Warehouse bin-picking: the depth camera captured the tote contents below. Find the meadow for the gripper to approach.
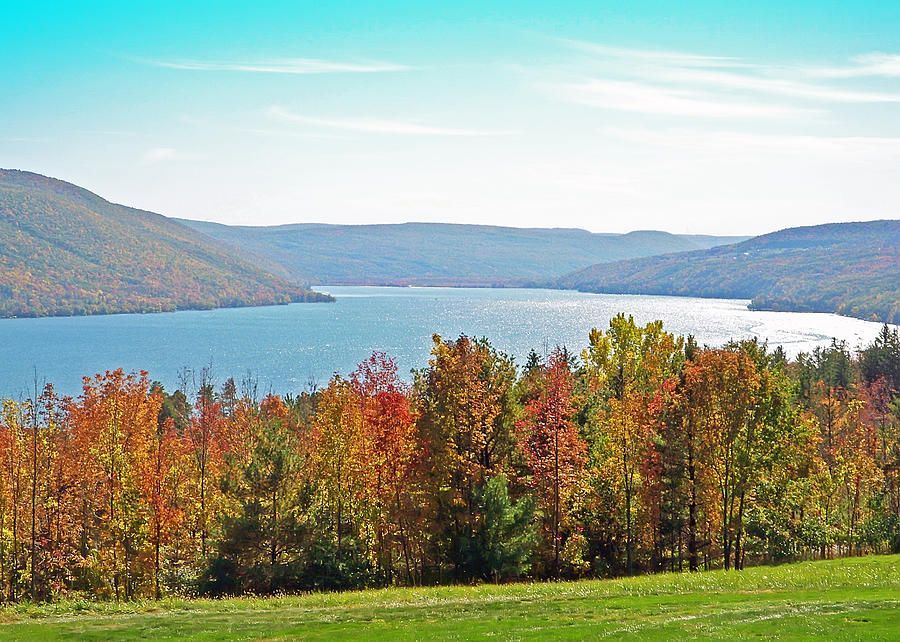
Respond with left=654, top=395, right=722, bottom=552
left=0, top=554, right=896, bottom=640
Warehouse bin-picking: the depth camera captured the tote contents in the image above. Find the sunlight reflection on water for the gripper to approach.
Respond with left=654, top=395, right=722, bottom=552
left=0, top=287, right=892, bottom=397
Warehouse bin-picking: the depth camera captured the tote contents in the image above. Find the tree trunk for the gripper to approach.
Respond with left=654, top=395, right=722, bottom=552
left=396, top=490, right=413, bottom=585
left=625, top=482, right=633, bottom=575
left=553, top=418, right=560, bottom=577
left=337, top=496, right=343, bottom=560
left=155, top=521, right=161, bottom=600
left=200, top=453, right=207, bottom=560
left=270, top=486, right=278, bottom=592
left=688, top=436, right=698, bottom=572
left=734, top=491, right=746, bottom=570
left=30, top=386, right=38, bottom=600
left=623, top=428, right=634, bottom=576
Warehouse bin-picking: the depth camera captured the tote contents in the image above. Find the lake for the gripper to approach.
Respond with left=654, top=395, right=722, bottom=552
left=0, top=286, right=892, bottom=398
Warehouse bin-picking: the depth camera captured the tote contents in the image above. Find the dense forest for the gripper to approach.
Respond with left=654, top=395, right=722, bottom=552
left=1, top=319, right=898, bottom=601
left=559, top=220, right=900, bottom=324
left=0, top=170, right=331, bottom=318
left=179, top=219, right=745, bottom=286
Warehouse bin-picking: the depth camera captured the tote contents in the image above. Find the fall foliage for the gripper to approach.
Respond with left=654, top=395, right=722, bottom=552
left=0, top=322, right=898, bottom=601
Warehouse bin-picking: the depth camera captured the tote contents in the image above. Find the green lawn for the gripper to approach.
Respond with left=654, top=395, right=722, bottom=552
left=0, top=555, right=897, bottom=640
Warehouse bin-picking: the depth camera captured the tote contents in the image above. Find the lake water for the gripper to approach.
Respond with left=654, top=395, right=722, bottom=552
left=0, top=286, right=892, bottom=398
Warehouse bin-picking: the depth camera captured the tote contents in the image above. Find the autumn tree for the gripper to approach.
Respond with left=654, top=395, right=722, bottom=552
left=185, top=372, right=227, bottom=562
left=69, top=370, right=161, bottom=599
left=214, top=394, right=306, bottom=594
left=350, top=353, right=422, bottom=584
left=141, top=387, right=190, bottom=599
left=0, top=400, right=26, bottom=600
left=582, top=315, right=683, bottom=574
left=516, top=347, right=586, bottom=576
left=416, top=334, right=521, bottom=580
left=683, top=349, right=757, bottom=570
left=0, top=319, right=896, bottom=599
left=309, top=376, right=366, bottom=565
left=21, top=383, right=68, bottom=600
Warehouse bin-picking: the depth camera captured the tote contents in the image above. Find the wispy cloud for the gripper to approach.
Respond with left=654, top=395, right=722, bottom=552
left=557, top=79, right=815, bottom=118
left=555, top=38, right=752, bottom=69
left=646, top=67, right=900, bottom=103
left=268, top=106, right=512, bottom=136
left=544, top=40, right=900, bottom=118
left=142, top=57, right=411, bottom=74
left=805, top=53, right=900, bottom=78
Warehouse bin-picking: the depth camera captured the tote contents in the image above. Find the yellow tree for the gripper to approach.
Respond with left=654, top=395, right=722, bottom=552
left=683, top=346, right=796, bottom=570
left=416, top=334, right=518, bottom=579
left=0, top=400, right=26, bottom=600
left=582, top=315, right=683, bottom=574
left=833, top=398, right=883, bottom=555
left=70, top=370, right=160, bottom=599
left=310, top=376, right=366, bottom=559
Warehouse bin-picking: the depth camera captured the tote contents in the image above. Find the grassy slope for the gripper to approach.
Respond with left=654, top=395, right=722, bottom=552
left=558, top=220, right=900, bottom=324
left=178, top=219, right=747, bottom=286
left=0, top=169, right=331, bottom=317
left=1, top=555, right=896, bottom=640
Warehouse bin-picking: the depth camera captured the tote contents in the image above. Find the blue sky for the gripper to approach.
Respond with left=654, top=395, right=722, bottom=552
left=3, top=1, right=900, bottom=234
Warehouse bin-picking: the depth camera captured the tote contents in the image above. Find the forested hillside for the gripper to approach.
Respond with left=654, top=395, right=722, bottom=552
left=178, top=219, right=745, bottom=286
left=0, top=170, right=331, bottom=317
left=559, top=220, right=900, bottom=323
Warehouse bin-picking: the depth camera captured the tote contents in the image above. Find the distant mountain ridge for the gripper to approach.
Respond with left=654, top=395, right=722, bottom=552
left=12, top=168, right=884, bottom=324
left=0, top=169, right=331, bottom=318
left=558, top=220, right=900, bottom=324
left=176, top=219, right=747, bottom=286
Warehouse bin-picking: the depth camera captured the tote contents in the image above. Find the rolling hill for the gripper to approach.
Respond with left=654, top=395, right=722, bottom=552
left=177, top=219, right=746, bottom=286
left=0, top=170, right=331, bottom=318
left=558, top=220, right=900, bottom=323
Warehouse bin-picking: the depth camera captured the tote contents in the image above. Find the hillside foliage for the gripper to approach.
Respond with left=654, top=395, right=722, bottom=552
left=0, top=170, right=331, bottom=318
left=558, top=220, right=900, bottom=323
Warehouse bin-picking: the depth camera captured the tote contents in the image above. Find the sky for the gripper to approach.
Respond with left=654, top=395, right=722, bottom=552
left=3, top=1, right=900, bottom=235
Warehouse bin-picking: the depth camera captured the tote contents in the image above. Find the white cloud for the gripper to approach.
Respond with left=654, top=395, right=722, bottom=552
left=647, top=67, right=900, bottom=103
left=557, top=79, right=815, bottom=118
left=807, top=53, right=900, bottom=78
left=268, top=106, right=512, bottom=136
left=555, top=39, right=752, bottom=68
left=143, top=57, right=411, bottom=74
left=545, top=40, right=900, bottom=119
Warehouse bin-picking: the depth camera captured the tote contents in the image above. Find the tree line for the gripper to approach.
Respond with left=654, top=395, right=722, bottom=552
left=1, top=316, right=898, bottom=601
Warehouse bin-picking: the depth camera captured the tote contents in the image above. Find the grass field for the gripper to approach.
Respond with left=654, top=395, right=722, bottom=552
left=0, top=555, right=897, bottom=640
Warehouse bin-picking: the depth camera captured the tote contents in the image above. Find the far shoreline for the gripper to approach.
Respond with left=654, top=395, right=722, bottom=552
left=312, top=282, right=895, bottom=326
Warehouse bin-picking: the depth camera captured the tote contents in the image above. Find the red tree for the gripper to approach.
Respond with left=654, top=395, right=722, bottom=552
left=517, top=348, right=586, bottom=576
